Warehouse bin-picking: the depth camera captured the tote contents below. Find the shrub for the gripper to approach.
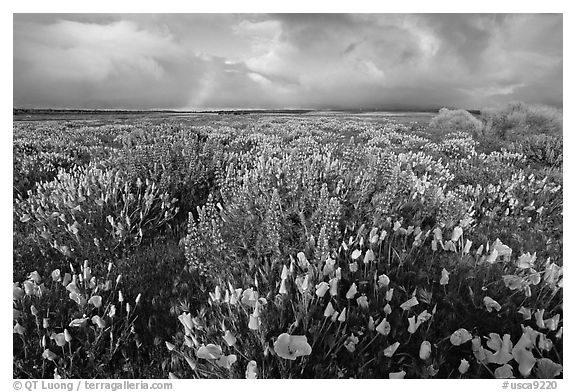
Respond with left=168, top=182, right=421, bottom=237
left=429, top=108, right=483, bottom=137
left=481, top=102, right=562, bottom=140
left=14, top=164, right=179, bottom=270
left=511, top=134, right=562, bottom=168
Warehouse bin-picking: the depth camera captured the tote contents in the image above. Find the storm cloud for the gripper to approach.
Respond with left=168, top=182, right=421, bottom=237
left=13, top=13, right=562, bottom=110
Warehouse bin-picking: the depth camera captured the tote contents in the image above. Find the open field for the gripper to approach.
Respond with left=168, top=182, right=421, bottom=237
left=13, top=112, right=562, bottom=379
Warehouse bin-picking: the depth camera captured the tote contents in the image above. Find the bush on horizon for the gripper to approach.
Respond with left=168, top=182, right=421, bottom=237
left=481, top=102, right=562, bottom=140
left=429, top=108, right=483, bottom=137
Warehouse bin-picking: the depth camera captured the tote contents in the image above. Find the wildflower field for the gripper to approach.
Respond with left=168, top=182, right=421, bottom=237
left=13, top=108, right=563, bottom=379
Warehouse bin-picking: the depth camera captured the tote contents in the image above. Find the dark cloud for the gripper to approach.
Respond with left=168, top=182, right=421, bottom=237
left=13, top=13, right=562, bottom=110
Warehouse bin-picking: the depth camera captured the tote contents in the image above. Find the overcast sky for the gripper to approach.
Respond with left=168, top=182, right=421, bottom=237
left=13, top=13, right=562, bottom=110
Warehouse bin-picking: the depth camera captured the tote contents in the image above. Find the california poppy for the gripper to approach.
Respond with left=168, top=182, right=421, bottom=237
left=417, top=310, right=432, bottom=323
left=534, top=309, right=545, bottom=329
left=543, top=261, right=562, bottom=287
left=331, top=311, right=339, bottom=323
left=419, top=340, right=432, bottom=360
left=544, top=314, right=560, bottom=331
left=215, top=354, right=237, bottom=369
left=315, top=282, right=329, bottom=298
left=400, top=297, right=418, bottom=311
left=502, top=275, right=526, bottom=291
left=427, top=365, right=439, bottom=377
left=433, top=227, right=443, bottom=242
left=295, top=274, right=310, bottom=294
left=245, top=360, right=258, bottom=379
left=485, top=334, right=513, bottom=365
left=28, top=271, right=41, bottom=284
left=184, top=354, right=197, bottom=370
left=376, top=318, right=391, bottom=336
left=297, top=252, right=310, bottom=269
left=357, top=295, right=369, bottom=309
left=223, top=330, right=236, bottom=346
left=344, top=335, right=359, bottom=352
left=378, top=274, right=390, bottom=288
left=407, top=316, right=422, bottom=334
left=389, top=370, right=406, bottom=379
left=165, top=341, right=176, bottom=351
left=23, top=281, right=37, bottom=297
left=241, top=288, right=258, bottom=308
left=69, top=318, right=88, bottom=328
left=512, top=331, right=537, bottom=377
left=367, top=316, right=375, bottom=331
left=324, top=302, right=335, bottom=318
left=458, top=359, right=470, bottom=374
left=51, top=269, right=61, bottom=282
left=196, top=344, right=223, bottom=360
left=535, top=358, right=562, bottom=379
left=273, top=333, right=312, bottom=360
left=323, top=258, right=336, bottom=276
left=517, top=306, right=532, bottom=320
left=13, top=284, right=24, bottom=301
left=451, top=226, right=463, bottom=242
left=13, top=322, right=26, bottom=335
left=517, top=252, right=537, bottom=269
left=209, top=286, right=222, bottom=303
left=471, top=337, right=488, bottom=364
left=492, top=239, right=512, bottom=261
left=69, top=292, right=87, bottom=306
left=346, top=283, right=358, bottom=299
left=88, top=295, right=103, bottom=308
left=62, top=273, right=72, bottom=287
left=338, top=308, right=347, bottom=322
left=486, top=248, right=499, bottom=264
left=42, top=349, right=58, bottom=362
left=450, top=328, right=472, bottom=346
left=384, top=303, right=392, bottom=315
left=463, top=240, right=472, bottom=254
left=364, top=249, right=375, bottom=264
left=483, top=297, right=502, bottom=312
left=385, top=288, right=394, bottom=302
left=538, top=335, right=553, bottom=352
left=494, top=364, right=514, bottom=379
left=329, top=278, right=339, bottom=297
left=248, top=305, right=260, bottom=331
left=91, top=315, right=106, bottom=329
left=440, top=268, right=449, bottom=286
left=281, top=265, right=289, bottom=280
left=279, top=279, right=288, bottom=295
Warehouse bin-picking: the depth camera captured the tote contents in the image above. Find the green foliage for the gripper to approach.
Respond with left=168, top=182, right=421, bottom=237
left=14, top=164, right=179, bottom=270
left=429, top=108, right=483, bottom=137
left=511, top=134, right=562, bottom=168
left=13, top=263, right=147, bottom=378
left=481, top=102, right=562, bottom=140
left=13, top=114, right=563, bottom=379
